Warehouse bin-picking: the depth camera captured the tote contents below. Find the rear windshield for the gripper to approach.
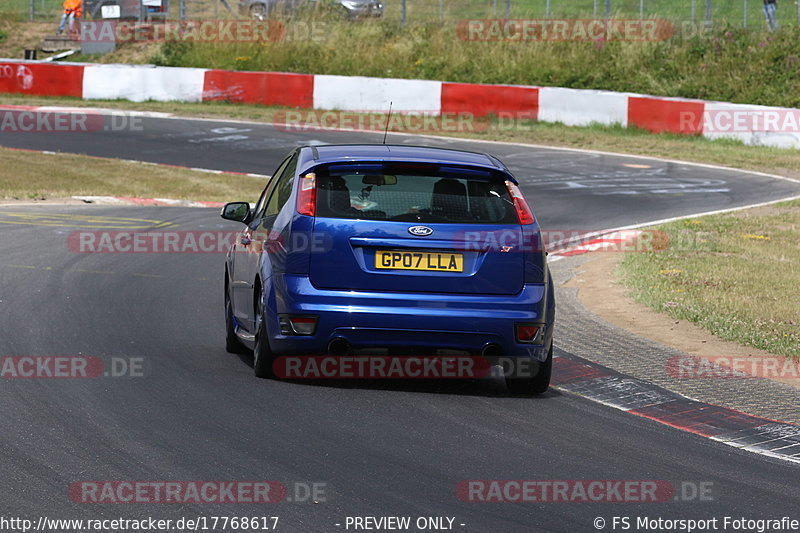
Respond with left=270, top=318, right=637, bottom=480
left=315, top=170, right=518, bottom=224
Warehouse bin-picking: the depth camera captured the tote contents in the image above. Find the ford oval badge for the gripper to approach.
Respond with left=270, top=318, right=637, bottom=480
left=408, top=225, right=433, bottom=237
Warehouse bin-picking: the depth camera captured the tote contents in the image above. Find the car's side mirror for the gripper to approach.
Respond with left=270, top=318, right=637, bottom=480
left=220, top=202, right=251, bottom=224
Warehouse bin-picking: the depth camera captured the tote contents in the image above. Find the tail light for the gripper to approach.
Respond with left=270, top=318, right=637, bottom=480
left=296, top=172, right=317, bottom=216
left=515, top=323, right=543, bottom=344
left=505, top=180, right=534, bottom=225
left=279, top=315, right=318, bottom=335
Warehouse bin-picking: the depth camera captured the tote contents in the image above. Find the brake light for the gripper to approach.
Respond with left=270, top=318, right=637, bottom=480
left=515, top=323, right=541, bottom=343
left=505, top=180, right=535, bottom=225
left=279, top=315, right=318, bottom=335
left=296, top=172, right=316, bottom=216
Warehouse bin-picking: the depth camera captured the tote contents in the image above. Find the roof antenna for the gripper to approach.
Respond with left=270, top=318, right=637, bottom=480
left=382, top=101, right=393, bottom=145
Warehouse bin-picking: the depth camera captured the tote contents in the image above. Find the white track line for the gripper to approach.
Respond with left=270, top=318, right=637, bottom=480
left=547, top=193, right=800, bottom=261
left=15, top=104, right=798, bottom=185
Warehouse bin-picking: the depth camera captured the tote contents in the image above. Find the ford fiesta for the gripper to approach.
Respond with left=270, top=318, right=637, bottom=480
left=221, top=144, right=555, bottom=394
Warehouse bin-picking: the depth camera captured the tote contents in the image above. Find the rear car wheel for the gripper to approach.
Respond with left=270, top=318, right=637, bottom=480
left=505, top=343, right=552, bottom=395
left=253, top=288, right=277, bottom=378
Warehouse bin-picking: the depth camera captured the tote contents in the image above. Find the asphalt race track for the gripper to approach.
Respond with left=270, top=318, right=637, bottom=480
left=3, top=114, right=800, bottom=229
left=1, top=117, right=799, bottom=532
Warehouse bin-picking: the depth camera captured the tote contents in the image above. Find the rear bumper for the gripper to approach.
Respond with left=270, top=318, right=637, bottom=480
left=265, top=274, right=554, bottom=362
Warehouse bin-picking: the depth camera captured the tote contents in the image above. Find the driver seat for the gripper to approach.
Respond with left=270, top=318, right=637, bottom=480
left=431, top=179, right=469, bottom=220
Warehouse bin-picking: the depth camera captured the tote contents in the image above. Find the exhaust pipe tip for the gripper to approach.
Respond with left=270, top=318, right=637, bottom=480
left=481, top=343, right=503, bottom=359
left=328, top=337, right=351, bottom=357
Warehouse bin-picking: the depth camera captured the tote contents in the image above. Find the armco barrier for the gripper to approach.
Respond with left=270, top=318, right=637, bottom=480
left=538, top=87, right=629, bottom=127
left=0, top=62, right=84, bottom=97
left=203, top=70, right=314, bottom=108
left=312, top=74, right=442, bottom=113
left=82, top=64, right=207, bottom=102
left=1, top=59, right=799, bottom=150
left=440, top=82, right=538, bottom=118
left=702, top=101, right=800, bottom=150
left=628, top=95, right=705, bottom=134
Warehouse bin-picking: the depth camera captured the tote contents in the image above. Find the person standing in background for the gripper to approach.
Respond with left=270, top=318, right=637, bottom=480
left=763, top=0, right=779, bottom=31
left=57, top=0, right=82, bottom=34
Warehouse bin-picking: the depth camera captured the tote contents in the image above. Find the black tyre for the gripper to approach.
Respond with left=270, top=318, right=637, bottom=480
left=253, top=289, right=277, bottom=379
left=505, top=343, right=552, bottom=395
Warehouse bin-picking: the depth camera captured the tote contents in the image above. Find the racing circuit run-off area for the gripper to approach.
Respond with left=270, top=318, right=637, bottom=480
left=1, top=6, right=800, bottom=532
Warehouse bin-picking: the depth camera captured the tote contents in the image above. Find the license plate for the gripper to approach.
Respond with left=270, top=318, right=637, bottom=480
left=375, top=250, right=464, bottom=272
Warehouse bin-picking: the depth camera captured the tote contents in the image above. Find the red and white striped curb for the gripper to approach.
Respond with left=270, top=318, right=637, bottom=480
left=553, top=355, right=800, bottom=465
left=2, top=60, right=799, bottom=149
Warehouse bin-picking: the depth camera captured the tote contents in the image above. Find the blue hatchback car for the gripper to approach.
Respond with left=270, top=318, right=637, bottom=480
left=221, top=144, right=555, bottom=394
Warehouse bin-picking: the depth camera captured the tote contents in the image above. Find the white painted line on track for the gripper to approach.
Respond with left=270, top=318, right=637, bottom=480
left=7, top=103, right=795, bottom=185
left=547, top=193, right=800, bottom=261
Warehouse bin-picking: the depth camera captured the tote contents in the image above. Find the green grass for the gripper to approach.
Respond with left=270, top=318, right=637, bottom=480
left=389, top=0, right=797, bottom=27
left=8, top=0, right=60, bottom=19
left=0, top=147, right=265, bottom=202
left=5, top=0, right=799, bottom=26
left=12, top=1, right=799, bottom=108
left=618, top=202, right=800, bottom=358
left=118, top=18, right=800, bottom=108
